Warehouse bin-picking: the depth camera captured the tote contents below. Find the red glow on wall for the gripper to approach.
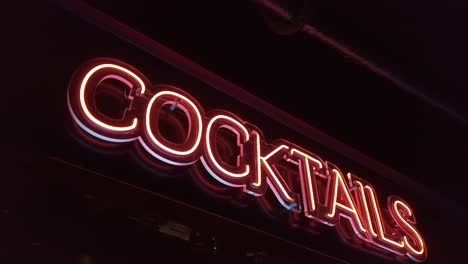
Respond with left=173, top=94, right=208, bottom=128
left=67, top=58, right=427, bottom=262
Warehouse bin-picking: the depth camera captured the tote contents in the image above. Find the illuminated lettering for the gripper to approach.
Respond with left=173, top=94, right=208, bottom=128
left=143, top=86, right=205, bottom=166
left=250, top=134, right=300, bottom=211
left=353, top=179, right=405, bottom=254
left=67, top=58, right=428, bottom=262
left=201, top=111, right=252, bottom=188
left=67, top=59, right=149, bottom=142
left=389, top=196, right=427, bottom=262
left=287, top=147, right=325, bottom=221
left=326, top=165, right=367, bottom=238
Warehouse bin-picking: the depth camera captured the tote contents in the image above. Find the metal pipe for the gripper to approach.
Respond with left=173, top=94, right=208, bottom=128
left=254, top=0, right=468, bottom=125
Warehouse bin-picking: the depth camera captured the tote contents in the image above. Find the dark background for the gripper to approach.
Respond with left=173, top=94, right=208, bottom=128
left=4, top=0, right=468, bottom=263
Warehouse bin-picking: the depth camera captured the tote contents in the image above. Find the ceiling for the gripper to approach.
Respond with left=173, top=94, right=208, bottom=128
left=308, top=0, right=468, bottom=121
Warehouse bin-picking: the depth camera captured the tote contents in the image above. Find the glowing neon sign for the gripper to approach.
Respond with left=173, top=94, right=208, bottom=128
left=67, top=58, right=427, bottom=262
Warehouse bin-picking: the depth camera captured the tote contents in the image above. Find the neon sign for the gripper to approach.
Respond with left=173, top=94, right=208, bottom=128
left=67, top=58, right=427, bottom=262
